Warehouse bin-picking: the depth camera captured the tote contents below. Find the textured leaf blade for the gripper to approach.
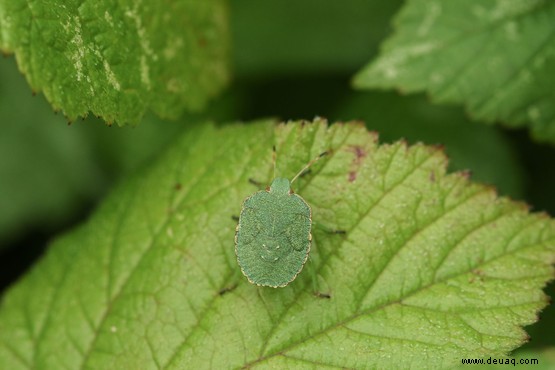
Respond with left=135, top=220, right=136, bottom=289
left=353, top=0, right=555, bottom=142
left=0, top=0, right=229, bottom=125
left=0, top=120, right=554, bottom=369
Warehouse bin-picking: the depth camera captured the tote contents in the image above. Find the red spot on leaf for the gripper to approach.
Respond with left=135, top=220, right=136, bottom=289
left=346, top=145, right=368, bottom=182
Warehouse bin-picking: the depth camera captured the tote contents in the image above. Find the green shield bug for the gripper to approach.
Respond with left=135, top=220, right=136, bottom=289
left=235, top=148, right=328, bottom=288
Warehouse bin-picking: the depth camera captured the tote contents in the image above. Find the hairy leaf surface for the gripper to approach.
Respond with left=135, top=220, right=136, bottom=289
left=354, top=0, right=555, bottom=142
left=0, top=0, right=229, bottom=125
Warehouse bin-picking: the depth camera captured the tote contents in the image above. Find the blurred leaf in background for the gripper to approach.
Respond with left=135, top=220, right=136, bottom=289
left=231, top=0, right=403, bottom=78
left=353, top=0, right=555, bottom=142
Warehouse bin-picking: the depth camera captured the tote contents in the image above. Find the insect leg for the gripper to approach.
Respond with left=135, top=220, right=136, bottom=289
left=248, top=178, right=263, bottom=187
left=298, top=168, right=312, bottom=178
left=307, top=255, right=332, bottom=299
left=312, top=220, right=346, bottom=235
left=218, top=283, right=238, bottom=296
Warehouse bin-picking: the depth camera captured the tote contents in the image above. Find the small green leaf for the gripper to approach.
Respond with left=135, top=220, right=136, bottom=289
left=0, top=120, right=554, bottom=368
left=0, top=0, right=229, bottom=125
left=353, top=0, right=555, bottom=142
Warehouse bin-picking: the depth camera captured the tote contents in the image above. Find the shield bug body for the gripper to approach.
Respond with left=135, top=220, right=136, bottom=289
left=235, top=150, right=327, bottom=288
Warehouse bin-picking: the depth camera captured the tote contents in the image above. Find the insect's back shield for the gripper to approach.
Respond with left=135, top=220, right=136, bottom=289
left=235, top=151, right=328, bottom=288
left=235, top=185, right=312, bottom=287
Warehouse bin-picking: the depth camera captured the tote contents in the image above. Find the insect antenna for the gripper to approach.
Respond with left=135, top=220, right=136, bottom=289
left=291, top=151, right=328, bottom=184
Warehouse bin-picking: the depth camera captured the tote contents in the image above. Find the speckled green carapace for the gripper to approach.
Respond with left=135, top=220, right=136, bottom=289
left=235, top=151, right=326, bottom=288
left=235, top=178, right=312, bottom=287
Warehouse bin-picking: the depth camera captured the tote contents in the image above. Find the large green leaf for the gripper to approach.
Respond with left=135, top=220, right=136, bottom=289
left=353, top=0, right=555, bottom=142
left=0, top=0, right=229, bottom=125
left=0, top=120, right=553, bottom=368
